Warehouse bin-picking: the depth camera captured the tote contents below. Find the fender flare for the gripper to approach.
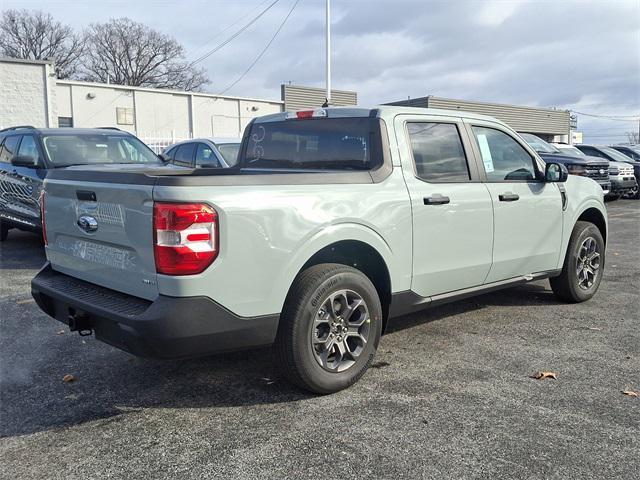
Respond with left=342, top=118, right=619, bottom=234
left=269, top=222, right=398, bottom=312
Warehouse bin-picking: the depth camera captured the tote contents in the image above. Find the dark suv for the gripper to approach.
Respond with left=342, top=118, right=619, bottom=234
left=519, top=133, right=611, bottom=194
left=575, top=144, right=639, bottom=199
left=0, top=126, right=163, bottom=241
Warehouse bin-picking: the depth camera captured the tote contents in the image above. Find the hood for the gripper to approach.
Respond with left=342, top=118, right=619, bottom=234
left=536, top=151, right=608, bottom=167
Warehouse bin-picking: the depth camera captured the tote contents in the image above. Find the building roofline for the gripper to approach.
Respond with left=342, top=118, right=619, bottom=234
left=423, top=95, right=570, bottom=114
left=0, top=56, right=54, bottom=66
left=55, top=79, right=284, bottom=105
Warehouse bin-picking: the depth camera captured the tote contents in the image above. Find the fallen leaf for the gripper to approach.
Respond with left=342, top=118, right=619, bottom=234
left=16, top=299, right=34, bottom=305
left=586, top=327, right=602, bottom=331
left=56, top=330, right=65, bottom=335
left=371, top=361, right=391, bottom=369
left=532, top=371, right=557, bottom=380
left=621, top=390, right=638, bottom=397
left=62, top=374, right=76, bottom=383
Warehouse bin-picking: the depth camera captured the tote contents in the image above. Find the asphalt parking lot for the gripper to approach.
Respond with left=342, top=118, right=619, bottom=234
left=0, top=200, right=638, bottom=480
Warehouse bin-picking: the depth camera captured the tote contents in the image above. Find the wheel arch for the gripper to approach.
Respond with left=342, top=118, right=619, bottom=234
left=576, top=206, right=607, bottom=245
left=274, top=223, right=401, bottom=333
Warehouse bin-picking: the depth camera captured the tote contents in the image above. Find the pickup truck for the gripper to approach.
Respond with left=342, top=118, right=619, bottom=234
left=31, top=106, right=608, bottom=394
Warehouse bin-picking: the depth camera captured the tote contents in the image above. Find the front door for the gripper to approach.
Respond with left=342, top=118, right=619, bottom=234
left=466, top=122, right=563, bottom=282
left=395, top=115, right=494, bottom=298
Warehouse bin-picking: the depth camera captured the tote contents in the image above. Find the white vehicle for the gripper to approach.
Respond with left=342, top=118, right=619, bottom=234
left=32, top=107, right=607, bottom=393
left=161, top=137, right=241, bottom=168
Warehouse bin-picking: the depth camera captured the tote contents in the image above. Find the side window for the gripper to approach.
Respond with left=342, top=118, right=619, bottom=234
left=581, top=147, right=604, bottom=158
left=174, top=143, right=195, bottom=167
left=0, top=136, right=21, bottom=163
left=195, top=143, right=218, bottom=167
left=17, top=135, right=40, bottom=165
left=164, top=147, right=177, bottom=160
left=406, top=122, right=470, bottom=182
left=472, top=127, right=537, bottom=181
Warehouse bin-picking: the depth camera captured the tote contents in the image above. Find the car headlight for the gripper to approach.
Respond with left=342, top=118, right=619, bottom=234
left=567, top=164, right=586, bottom=175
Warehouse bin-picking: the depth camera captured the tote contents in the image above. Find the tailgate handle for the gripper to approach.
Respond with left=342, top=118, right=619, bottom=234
left=76, top=190, right=97, bottom=201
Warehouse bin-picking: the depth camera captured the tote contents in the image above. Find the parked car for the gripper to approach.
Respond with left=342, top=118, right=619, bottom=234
left=519, top=134, right=610, bottom=194
left=0, top=126, right=169, bottom=241
left=32, top=106, right=607, bottom=394
left=574, top=144, right=638, bottom=199
left=610, top=145, right=640, bottom=161
left=609, top=146, right=640, bottom=198
left=161, top=138, right=241, bottom=168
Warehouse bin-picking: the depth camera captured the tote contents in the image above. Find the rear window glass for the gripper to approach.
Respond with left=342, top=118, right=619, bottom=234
left=242, top=118, right=380, bottom=171
left=42, top=134, right=160, bottom=167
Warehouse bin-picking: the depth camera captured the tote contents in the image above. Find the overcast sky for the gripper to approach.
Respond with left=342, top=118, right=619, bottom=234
left=4, top=0, right=639, bottom=143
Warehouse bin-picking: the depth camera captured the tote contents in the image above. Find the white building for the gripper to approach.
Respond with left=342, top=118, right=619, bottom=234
left=0, top=57, right=283, bottom=148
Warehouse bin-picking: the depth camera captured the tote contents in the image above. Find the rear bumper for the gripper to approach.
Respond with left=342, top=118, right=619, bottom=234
left=31, top=263, right=279, bottom=359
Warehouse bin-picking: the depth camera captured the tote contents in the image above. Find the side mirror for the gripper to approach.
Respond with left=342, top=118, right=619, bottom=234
left=158, top=153, right=171, bottom=163
left=11, top=155, right=42, bottom=168
left=545, top=162, right=568, bottom=182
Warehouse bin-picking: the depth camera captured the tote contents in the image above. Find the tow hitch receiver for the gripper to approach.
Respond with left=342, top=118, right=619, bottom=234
left=67, top=310, right=93, bottom=336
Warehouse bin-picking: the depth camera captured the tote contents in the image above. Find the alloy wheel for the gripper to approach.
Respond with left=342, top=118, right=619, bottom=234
left=576, top=236, right=600, bottom=290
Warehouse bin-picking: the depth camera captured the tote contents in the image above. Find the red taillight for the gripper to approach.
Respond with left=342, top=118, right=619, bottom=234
left=40, top=190, right=47, bottom=245
left=296, top=110, right=314, bottom=119
left=153, top=202, right=218, bottom=275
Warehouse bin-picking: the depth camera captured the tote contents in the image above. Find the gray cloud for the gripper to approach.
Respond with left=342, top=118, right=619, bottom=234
left=3, top=0, right=639, bottom=143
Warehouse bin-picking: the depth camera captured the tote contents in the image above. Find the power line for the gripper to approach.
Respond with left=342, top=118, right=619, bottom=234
left=189, top=0, right=281, bottom=67
left=572, top=110, right=640, bottom=122
left=217, top=0, right=301, bottom=96
left=189, top=0, right=273, bottom=60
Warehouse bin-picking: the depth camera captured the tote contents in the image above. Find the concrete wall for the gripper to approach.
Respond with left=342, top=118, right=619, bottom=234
left=0, top=57, right=57, bottom=128
left=55, top=80, right=283, bottom=140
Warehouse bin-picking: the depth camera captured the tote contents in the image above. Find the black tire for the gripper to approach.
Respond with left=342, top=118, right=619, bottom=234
left=0, top=221, right=8, bottom=242
left=275, top=263, right=383, bottom=394
left=550, top=221, right=605, bottom=303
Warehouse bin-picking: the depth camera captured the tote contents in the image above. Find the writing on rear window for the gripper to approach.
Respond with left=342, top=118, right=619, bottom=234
left=243, top=118, right=381, bottom=171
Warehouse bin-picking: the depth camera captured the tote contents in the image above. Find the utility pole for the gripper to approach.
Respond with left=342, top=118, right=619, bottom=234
left=324, top=0, right=331, bottom=107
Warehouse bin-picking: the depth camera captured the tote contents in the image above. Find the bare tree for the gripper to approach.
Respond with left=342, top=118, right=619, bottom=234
left=0, top=9, right=84, bottom=78
left=81, top=18, right=209, bottom=91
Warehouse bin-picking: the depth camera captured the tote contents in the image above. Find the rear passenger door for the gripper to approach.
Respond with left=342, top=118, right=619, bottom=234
left=395, top=115, right=494, bottom=297
left=465, top=121, right=563, bottom=282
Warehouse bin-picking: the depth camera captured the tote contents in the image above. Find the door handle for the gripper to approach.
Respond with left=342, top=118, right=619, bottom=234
left=498, top=192, right=519, bottom=202
left=424, top=195, right=450, bottom=205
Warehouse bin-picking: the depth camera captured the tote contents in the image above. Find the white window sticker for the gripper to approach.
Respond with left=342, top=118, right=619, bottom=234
left=477, top=134, right=494, bottom=173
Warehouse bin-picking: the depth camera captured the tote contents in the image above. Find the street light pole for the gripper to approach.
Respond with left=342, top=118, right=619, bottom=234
left=325, top=0, right=331, bottom=106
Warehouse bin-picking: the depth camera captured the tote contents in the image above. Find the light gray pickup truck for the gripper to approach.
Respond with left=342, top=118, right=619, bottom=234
left=32, top=106, right=607, bottom=393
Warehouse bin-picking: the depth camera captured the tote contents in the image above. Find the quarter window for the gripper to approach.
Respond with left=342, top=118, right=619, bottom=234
left=472, top=127, right=537, bottom=181
left=406, top=122, right=470, bottom=182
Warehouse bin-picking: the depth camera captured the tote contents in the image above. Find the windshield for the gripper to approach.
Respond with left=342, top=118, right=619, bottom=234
left=217, top=143, right=240, bottom=166
left=242, top=118, right=380, bottom=171
left=557, top=145, right=585, bottom=157
left=601, top=146, right=634, bottom=162
left=42, top=133, right=161, bottom=167
left=520, top=133, right=561, bottom=154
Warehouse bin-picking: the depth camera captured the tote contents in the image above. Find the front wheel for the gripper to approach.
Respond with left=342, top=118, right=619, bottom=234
left=275, top=263, right=383, bottom=394
left=550, top=221, right=605, bottom=303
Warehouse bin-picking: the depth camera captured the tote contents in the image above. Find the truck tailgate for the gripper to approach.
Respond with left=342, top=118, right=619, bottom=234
left=44, top=178, right=158, bottom=300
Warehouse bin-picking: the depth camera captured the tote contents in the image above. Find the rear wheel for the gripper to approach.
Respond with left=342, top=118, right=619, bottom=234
left=275, top=263, right=382, bottom=394
left=0, top=221, right=9, bottom=242
left=550, top=221, right=604, bottom=303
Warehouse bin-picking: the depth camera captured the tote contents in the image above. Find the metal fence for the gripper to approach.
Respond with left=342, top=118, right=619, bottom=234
left=137, top=132, right=191, bottom=153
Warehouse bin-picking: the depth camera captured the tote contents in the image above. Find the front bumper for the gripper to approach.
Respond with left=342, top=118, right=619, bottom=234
left=31, top=263, right=279, bottom=359
left=609, top=176, right=638, bottom=194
